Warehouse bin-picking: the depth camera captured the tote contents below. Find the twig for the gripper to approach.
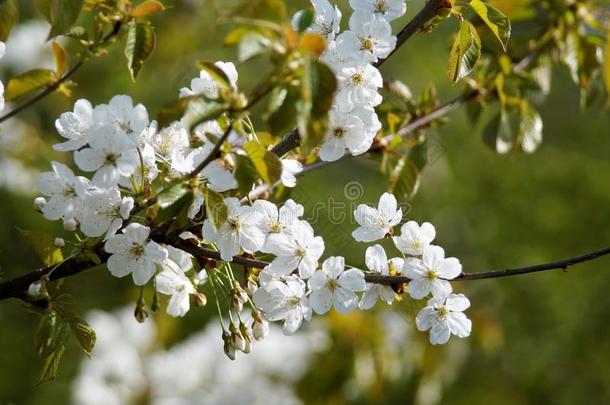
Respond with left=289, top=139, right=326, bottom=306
left=187, top=124, right=233, bottom=179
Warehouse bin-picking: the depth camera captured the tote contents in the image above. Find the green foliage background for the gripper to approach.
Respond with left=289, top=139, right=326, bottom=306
left=1, top=0, right=610, bottom=403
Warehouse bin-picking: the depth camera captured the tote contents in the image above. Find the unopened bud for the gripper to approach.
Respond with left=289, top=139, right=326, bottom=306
left=63, top=218, right=77, bottom=231
left=33, top=197, right=46, bottom=211
left=245, top=278, right=258, bottom=296
left=27, top=280, right=45, bottom=299
left=222, top=330, right=236, bottom=360
left=387, top=79, right=413, bottom=101
left=151, top=291, right=160, bottom=312
left=54, top=237, right=65, bottom=247
left=229, top=323, right=246, bottom=352
left=134, top=297, right=149, bottom=323
left=252, top=315, right=269, bottom=341
left=230, top=294, right=244, bottom=313
left=194, top=292, right=207, bottom=307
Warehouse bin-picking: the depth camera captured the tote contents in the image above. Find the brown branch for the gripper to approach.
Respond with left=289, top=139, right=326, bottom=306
left=2, top=240, right=609, bottom=302
left=270, top=0, right=446, bottom=157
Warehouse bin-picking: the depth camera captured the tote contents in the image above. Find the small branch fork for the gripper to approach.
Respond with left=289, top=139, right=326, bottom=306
left=1, top=242, right=609, bottom=301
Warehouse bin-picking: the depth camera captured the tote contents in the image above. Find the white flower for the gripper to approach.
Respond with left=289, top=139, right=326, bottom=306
left=118, top=141, right=159, bottom=190
left=37, top=161, right=90, bottom=221
left=253, top=199, right=303, bottom=247
left=416, top=293, right=472, bottom=345
left=78, top=187, right=134, bottom=239
left=336, top=11, right=396, bottom=63
left=53, top=99, right=94, bottom=152
left=156, top=246, right=196, bottom=317
left=319, top=108, right=371, bottom=162
left=149, top=121, right=190, bottom=160
left=92, top=95, right=149, bottom=139
left=74, top=126, right=139, bottom=187
left=352, top=192, right=402, bottom=242
left=403, top=245, right=462, bottom=299
left=359, top=245, right=403, bottom=309
left=252, top=274, right=311, bottom=335
left=265, top=219, right=325, bottom=279
left=293, top=0, right=342, bottom=40
left=179, top=61, right=238, bottom=99
left=335, top=64, right=383, bottom=112
left=349, top=0, right=407, bottom=21
left=308, top=256, right=366, bottom=314
left=393, top=221, right=436, bottom=256
left=202, top=198, right=265, bottom=261
left=104, top=223, right=168, bottom=286
left=280, top=159, right=303, bottom=187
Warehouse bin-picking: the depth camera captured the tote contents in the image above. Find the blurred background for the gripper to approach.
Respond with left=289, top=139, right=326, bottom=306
left=1, top=0, right=610, bottom=404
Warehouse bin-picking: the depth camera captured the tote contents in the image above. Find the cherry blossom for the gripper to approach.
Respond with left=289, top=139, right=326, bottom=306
left=349, top=0, right=407, bottom=21
left=359, top=245, right=403, bottom=309
left=393, top=221, right=436, bottom=256
left=37, top=161, right=90, bottom=221
left=416, top=293, right=472, bottom=345
left=336, top=11, right=396, bottom=63
left=403, top=245, right=462, bottom=299
left=352, top=192, right=402, bottom=242
left=308, top=256, right=366, bottom=314
left=53, top=99, right=94, bottom=152
left=78, top=187, right=134, bottom=239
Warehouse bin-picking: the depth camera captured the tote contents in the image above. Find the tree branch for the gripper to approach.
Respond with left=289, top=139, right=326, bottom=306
left=270, top=0, right=445, bottom=157
left=1, top=241, right=609, bottom=302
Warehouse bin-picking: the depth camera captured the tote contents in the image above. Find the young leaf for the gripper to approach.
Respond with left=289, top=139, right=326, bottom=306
left=517, top=101, right=542, bottom=153
left=124, top=21, right=156, bottom=80
left=233, top=0, right=287, bottom=23
left=0, top=0, right=19, bottom=42
left=482, top=108, right=514, bottom=154
left=17, top=228, right=64, bottom=267
left=37, top=314, right=70, bottom=384
left=469, top=0, right=511, bottom=51
left=36, top=0, right=84, bottom=38
left=447, top=20, right=481, bottom=82
left=204, top=188, right=227, bottom=229
left=196, top=61, right=231, bottom=89
left=388, top=157, right=420, bottom=201
left=5, top=69, right=58, bottom=102
left=234, top=154, right=258, bottom=195
left=266, top=86, right=298, bottom=136
left=238, top=32, right=269, bottom=62
left=294, top=9, right=314, bottom=33
left=182, top=97, right=228, bottom=131
left=243, top=140, right=282, bottom=184
left=52, top=41, right=68, bottom=77
left=55, top=306, right=96, bottom=357
left=157, top=183, right=188, bottom=208
left=131, top=0, right=165, bottom=17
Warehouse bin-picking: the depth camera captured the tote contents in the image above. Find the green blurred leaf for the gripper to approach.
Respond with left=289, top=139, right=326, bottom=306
left=124, top=21, right=156, bottom=80
left=605, top=28, right=610, bottom=98
left=388, top=157, right=420, bottom=201
left=469, top=0, right=511, bottom=51
left=17, top=228, right=63, bottom=267
left=55, top=306, right=96, bottom=357
left=297, top=57, right=337, bottom=152
left=36, top=0, right=83, bottom=38
left=156, top=191, right=193, bottom=224
left=266, top=86, right=298, bottom=136
left=238, top=32, right=269, bottom=62
left=563, top=30, right=580, bottom=85
left=183, top=97, right=228, bottom=131
left=233, top=0, right=286, bottom=23
left=482, top=108, right=514, bottom=154
left=196, top=61, right=231, bottom=89
left=448, top=20, right=481, bottom=82
left=204, top=188, right=227, bottom=229
left=157, top=184, right=188, bottom=208
left=517, top=101, right=542, bottom=153
left=5, top=69, right=58, bottom=102
left=0, top=0, right=19, bottom=42
left=234, top=154, right=258, bottom=195
left=243, top=140, right=282, bottom=184
left=295, top=9, right=314, bottom=33
left=37, top=313, right=70, bottom=384
left=157, top=97, right=191, bottom=128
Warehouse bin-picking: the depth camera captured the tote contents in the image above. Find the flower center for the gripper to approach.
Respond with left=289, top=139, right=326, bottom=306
left=361, top=37, right=374, bottom=51
left=105, top=153, right=117, bottom=165
left=375, top=0, right=387, bottom=13
left=327, top=279, right=338, bottom=291
left=270, top=222, right=282, bottom=233
left=227, top=218, right=241, bottom=231
left=411, top=239, right=423, bottom=249
left=333, top=127, right=345, bottom=138
left=436, top=305, right=449, bottom=319
left=426, top=270, right=438, bottom=281
left=116, top=119, right=133, bottom=134
left=129, top=243, right=144, bottom=257
left=351, top=73, right=364, bottom=84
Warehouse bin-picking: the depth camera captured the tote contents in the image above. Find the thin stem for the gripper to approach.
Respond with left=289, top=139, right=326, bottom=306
left=187, top=124, right=233, bottom=180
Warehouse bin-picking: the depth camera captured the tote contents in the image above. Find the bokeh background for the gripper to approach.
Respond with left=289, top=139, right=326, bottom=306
left=1, top=0, right=610, bottom=404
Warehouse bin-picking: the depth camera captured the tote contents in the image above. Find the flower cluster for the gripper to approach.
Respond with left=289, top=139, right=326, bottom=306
left=294, top=0, right=406, bottom=162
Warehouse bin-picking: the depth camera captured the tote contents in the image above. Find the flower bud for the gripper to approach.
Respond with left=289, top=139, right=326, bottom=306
left=229, top=322, right=246, bottom=352
left=194, top=292, right=207, bottom=307
left=27, top=280, right=44, bottom=298
left=240, top=322, right=253, bottom=353
left=63, top=218, right=77, bottom=231
left=134, top=298, right=149, bottom=323
left=222, top=331, right=236, bottom=360
left=230, top=294, right=244, bottom=313
left=151, top=291, right=160, bottom=312
left=54, top=237, right=65, bottom=247
left=245, top=278, right=258, bottom=296
left=33, top=197, right=46, bottom=211
left=252, top=316, right=269, bottom=341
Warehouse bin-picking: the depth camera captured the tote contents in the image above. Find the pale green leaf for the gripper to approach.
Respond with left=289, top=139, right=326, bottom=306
left=243, top=140, right=282, bottom=185
left=17, top=228, right=64, bottom=267
left=5, top=69, right=58, bottom=101
left=469, top=0, right=511, bottom=51
left=124, top=21, right=156, bottom=80
left=204, top=188, right=227, bottom=229
left=518, top=101, right=542, bottom=153
left=388, top=157, right=420, bottom=201
left=447, top=20, right=481, bottom=82
left=0, top=0, right=19, bottom=42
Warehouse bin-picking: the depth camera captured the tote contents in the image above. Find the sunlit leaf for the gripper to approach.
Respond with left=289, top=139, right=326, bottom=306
left=182, top=97, right=228, bottom=131
left=17, top=228, right=63, bottom=267
left=517, top=101, right=542, bottom=153
left=243, top=140, right=282, bottom=185
left=0, top=0, right=19, bottom=42
left=124, top=21, right=156, bottom=80
left=36, top=0, right=84, bottom=38
left=5, top=69, right=57, bottom=102
left=157, top=184, right=188, bottom=208
left=447, top=20, right=481, bottom=82
left=131, top=0, right=165, bottom=17
left=469, top=0, right=511, bottom=51
left=388, top=157, right=420, bottom=201
left=234, top=154, right=258, bottom=195
left=196, top=61, right=231, bottom=89
left=483, top=108, right=514, bottom=154
left=52, top=41, right=68, bottom=77
left=204, top=188, right=227, bottom=229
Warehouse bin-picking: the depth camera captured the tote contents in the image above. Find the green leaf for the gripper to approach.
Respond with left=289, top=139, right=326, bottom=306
left=243, top=140, right=282, bottom=185
left=124, top=21, right=156, bottom=81
left=234, top=154, right=259, bottom=196
left=204, top=188, right=227, bottom=229
left=563, top=30, right=580, bottom=85
left=517, top=101, right=542, bottom=153
left=295, top=9, right=314, bottom=33
left=5, top=69, right=58, bottom=102
left=36, top=0, right=84, bottom=38
left=157, top=97, right=191, bottom=128
left=17, top=228, right=63, bottom=267
left=37, top=313, right=70, bottom=384
left=469, top=0, right=511, bottom=51
left=156, top=191, right=193, bottom=224
left=0, top=0, right=19, bottom=42
left=55, top=306, right=96, bottom=356
left=447, top=20, right=481, bottom=82
left=388, top=157, right=420, bottom=201
left=232, top=0, right=286, bottom=23
left=182, top=97, right=228, bottom=131
left=297, top=57, right=337, bottom=152
left=266, top=86, right=298, bottom=136
left=157, top=183, right=188, bottom=209
left=482, top=108, right=514, bottom=154
left=196, top=61, right=231, bottom=89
